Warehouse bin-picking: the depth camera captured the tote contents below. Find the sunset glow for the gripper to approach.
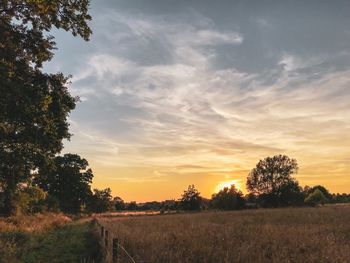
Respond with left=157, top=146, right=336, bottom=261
left=214, top=180, right=242, bottom=194
left=43, top=1, right=350, bottom=201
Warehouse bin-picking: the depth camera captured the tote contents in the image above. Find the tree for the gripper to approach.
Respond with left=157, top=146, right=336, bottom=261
left=114, top=196, right=125, bottom=211
left=34, top=154, right=93, bottom=214
left=0, top=1, right=91, bottom=216
left=211, top=184, right=245, bottom=210
left=180, top=185, right=202, bottom=210
left=246, top=155, right=303, bottom=207
left=305, top=189, right=328, bottom=206
left=126, top=201, right=138, bottom=211
left=17, top=186, right=47, bottom=214
left=87, top=188, right=113, bottom=213
left=304, top=185, right=332, bottom=202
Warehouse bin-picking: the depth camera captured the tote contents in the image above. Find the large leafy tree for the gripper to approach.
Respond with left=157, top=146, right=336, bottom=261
left=86, top=188, right=113, bottom=213
left=246, top=155, right=303, bottom=207
left=0, top=1, right=91, bottom=215
left=35, top=154, right=93, bottom=214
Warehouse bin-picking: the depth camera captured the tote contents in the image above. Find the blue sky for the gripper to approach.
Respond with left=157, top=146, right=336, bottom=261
left=45, top=0, right=350, bottom=200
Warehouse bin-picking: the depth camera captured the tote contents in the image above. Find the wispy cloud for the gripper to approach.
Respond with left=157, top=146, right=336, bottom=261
left=52, top=4, right=350, bottom=199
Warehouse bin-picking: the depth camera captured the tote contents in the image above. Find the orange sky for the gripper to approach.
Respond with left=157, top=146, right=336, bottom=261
left=57, top=1, right=350, bottom=202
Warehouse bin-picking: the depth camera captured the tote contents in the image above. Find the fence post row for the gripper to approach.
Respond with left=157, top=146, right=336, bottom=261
left=97, top=221, right=121, bottom=263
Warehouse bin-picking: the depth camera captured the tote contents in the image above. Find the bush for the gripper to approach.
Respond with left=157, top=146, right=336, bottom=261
left=17, top=187, right=47, bottom=214
left=305, top=189, right=328, bottom=206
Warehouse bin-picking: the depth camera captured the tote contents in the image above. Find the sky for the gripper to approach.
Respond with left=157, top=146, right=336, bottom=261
left=45, top=0, right=350, bottom=201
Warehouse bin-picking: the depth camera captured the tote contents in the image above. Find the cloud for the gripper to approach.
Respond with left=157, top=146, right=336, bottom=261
left=54, top=4, right=350, bottom=193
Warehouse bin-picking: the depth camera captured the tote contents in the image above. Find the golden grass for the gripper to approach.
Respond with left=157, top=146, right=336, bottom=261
left=99, top=206, right=350, bottom=263
left=0, top=213, right=71, bottom=233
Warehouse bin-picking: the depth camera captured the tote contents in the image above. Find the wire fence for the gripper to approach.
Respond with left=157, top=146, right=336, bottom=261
left=94, top=219, right=137, bottom=263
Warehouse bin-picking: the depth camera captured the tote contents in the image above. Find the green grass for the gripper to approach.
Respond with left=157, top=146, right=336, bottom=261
left=99, top=205, right=350, bottom=263
left=0, top=218, right=101, bottom=263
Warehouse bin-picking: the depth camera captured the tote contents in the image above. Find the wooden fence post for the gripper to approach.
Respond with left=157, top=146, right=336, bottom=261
left=105, top=230, right=109, bottom=247
left=112, top=238, right=118, bottom=262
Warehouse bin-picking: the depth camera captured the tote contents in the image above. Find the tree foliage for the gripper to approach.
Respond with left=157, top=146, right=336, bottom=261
left=246, top=155, right=303, bottom=207
left=86, top=188, right=113, bottom=213
left=304, top=185, right=331, bottom=202
left=114, top=196, right=125, bottom=211
left=211, top=184, right=245, bottom=210
left=305, top=189, right=328, bottom=206
left=126, top=201, right=138, bottom=211
left=180, top=185, right=202, bottom=210
left=17, top=186, right=47, bottom=214
left=0, top=0, right=91, bottom=215
left=35, top=154, right=93, bottom=214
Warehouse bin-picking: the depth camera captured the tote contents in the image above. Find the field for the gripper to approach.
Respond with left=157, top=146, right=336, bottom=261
left=0, top=213, right=101, bottom=263
left=98, top=206, right=350, bottom=263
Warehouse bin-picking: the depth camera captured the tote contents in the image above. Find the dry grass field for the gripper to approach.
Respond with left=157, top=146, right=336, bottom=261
left=99, top=206, right=350, bottom=263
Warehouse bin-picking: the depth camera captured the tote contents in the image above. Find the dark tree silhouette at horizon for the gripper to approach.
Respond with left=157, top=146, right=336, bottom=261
left=180, top=185, right=202, bottom=210
left=211, top=184, right=245, bottom=210
left=246, top=155, right=304, bottom=207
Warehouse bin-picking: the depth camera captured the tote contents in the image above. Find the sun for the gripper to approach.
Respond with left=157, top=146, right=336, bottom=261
left=214, top=179, right=241, bottom=193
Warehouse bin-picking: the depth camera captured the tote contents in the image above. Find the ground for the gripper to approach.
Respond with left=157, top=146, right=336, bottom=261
left=97, top=205, right=350, bottom=263
left=1, top=206, right=349, bottom=262
left=0, top=213, right=100, bottom=263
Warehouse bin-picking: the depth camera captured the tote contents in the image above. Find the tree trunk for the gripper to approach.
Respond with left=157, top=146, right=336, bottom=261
left=1, top=174, right=18, bottom=217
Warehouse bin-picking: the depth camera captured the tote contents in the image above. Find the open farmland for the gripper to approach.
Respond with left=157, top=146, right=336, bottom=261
left=98, top=206, right=350, bottom=263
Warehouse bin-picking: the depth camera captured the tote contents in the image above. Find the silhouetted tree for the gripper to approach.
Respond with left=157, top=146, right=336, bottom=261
left=126, top=201, right=138, bottom=211
left=245, top=193, right=258, bottom=203
left=211, top=185, right=245, bottom=210
left=87, top=188, right=113, bottom=213
left=0, top=0, right=91, bottom=216
left=246, top=155, right=303, bottom=207
left=139, top=201, right=162, bottom=211
left=35, top=154, right=93, bottom=214
left=161, top=199, right=180, bottom=211
left=333, top=193, right=350, bottom=203
left=180, top=185, right=202, bottom=210
left=114, top=196, right=126, bottom=211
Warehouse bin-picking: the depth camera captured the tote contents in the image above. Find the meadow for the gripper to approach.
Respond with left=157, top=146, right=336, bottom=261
left=0, top=213, right=101, bottom=263
left=98, top=205, right=350, bottom=263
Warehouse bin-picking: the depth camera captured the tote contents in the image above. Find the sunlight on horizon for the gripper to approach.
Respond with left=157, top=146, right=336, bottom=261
left=214, top=179, right=241, bottom=194
left=58, top=0, right=350, bottom=199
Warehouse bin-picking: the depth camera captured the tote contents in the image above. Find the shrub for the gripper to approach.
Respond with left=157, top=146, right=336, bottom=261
left=17, top=187, right=47, bottom=214
left=305, top=189, right=328, bottom=206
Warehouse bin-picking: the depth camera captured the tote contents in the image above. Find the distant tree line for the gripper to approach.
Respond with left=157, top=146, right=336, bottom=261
left=1, top=152, right=349, bottom=216
left=105, top=155, right=350, bottom=213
